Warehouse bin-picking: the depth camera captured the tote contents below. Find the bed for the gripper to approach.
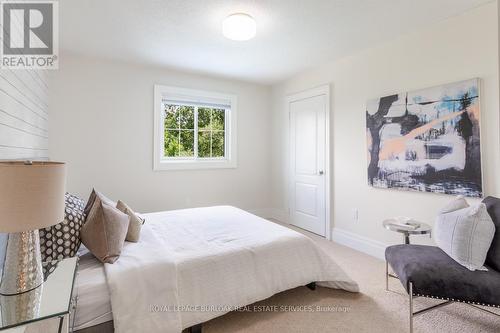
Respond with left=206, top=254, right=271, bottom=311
left=74, top=251, right=112, bottom=332
left=74, top=206, right=358, bottom=333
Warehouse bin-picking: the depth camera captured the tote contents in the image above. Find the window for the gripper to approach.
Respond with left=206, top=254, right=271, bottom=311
left=154, top=85, right=237, bottom=170
left=163, top=104, right=226, bottom=158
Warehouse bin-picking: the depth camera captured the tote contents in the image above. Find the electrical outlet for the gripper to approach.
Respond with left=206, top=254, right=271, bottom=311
left=353, top=209, right=359, bottom=222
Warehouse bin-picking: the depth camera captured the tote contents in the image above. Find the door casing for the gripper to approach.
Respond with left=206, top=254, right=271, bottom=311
left=286, top=85, right=331, bottom=240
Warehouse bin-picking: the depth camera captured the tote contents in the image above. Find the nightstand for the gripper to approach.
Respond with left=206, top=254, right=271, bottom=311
left=0, top=257, right=78, bottom=333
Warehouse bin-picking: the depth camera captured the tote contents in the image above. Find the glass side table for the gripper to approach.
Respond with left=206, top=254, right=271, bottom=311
left=0, top=257, right=78, bottom=333
left=383, top=219, right=432, bottom=245
left=383, top=219, right=432, bottom=293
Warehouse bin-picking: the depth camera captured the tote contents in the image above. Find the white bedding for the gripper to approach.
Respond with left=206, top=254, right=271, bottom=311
left=105, top=206, right=359, bottom=333
left=74, top=251, right=112, bottom=330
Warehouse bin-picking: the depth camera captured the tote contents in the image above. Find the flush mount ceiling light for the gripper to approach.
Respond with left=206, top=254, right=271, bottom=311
left=222, top=13, right=256, bottom=41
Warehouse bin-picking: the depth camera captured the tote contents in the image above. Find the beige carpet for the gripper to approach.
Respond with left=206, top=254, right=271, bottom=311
left=203, top=224, right=500, bottom=333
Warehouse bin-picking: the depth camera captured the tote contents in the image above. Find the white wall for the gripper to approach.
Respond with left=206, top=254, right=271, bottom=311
left=49, top=54, right=272, bottom=213
left=271, top=2, right=500, bottom=255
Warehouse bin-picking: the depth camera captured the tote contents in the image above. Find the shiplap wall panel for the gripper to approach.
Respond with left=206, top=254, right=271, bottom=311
left=0, top=75, right=48, bottom=119
left=0, top=68, right=49, bottom=160
left=12, top=69, right=49, bottom=100
left=0, top=89, right=47, bottom=131
left=0, top=122, right=47, bottom=148
left=0, top=146, right=48, bottom=160
left=0, top=111, right=47, bottom=138
left=2, top=69, right=49, bottom=110
left=0, top=10, right=49, bottom=160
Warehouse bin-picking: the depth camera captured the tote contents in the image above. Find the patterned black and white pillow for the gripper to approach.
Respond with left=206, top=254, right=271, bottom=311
left=39, top=193, right=86, bottom=262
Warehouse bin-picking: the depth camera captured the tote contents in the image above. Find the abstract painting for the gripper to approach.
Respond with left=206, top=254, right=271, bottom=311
left=366, top=79, right=482, bottom=197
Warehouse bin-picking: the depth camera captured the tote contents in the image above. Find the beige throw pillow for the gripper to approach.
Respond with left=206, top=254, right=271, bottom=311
left=81, top=192, right=130, bottom=264
left=116, top=200, right=143, bottom=243
left=83, top=188, right=115, bottom=217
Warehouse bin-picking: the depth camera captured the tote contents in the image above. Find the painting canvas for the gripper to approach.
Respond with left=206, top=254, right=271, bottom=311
left=366, top=79, right=482, bottom=197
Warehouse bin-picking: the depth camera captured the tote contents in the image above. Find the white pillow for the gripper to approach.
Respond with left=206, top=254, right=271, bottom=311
left=434, top=200, right=495, bottom=271
left=438, top=195, right=469, bottom=214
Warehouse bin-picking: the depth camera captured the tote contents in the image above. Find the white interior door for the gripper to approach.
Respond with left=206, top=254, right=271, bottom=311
left=289, top=89, right=328, bottom=237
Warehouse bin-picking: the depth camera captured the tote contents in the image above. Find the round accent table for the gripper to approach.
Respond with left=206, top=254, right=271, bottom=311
left=383, top=219, right=432, bottom=244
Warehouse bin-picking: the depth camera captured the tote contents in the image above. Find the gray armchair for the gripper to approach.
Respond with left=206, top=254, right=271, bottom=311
left=385, top=196, right=500, bottom=333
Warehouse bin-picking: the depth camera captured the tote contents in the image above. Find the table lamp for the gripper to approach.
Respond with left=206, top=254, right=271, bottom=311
left=0, top=161, right=66, bottom=295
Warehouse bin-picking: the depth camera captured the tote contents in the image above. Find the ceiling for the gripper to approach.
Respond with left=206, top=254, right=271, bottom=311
left=60, top=0, right=493, bottom=84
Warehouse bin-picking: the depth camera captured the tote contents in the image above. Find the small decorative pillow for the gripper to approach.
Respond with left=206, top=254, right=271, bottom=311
left=39, top=193, right=86, bottom=262
left=438, top=195, right=469, bottom=214
left=116, top=200, right=144, bottom=243
left=81, top=191, right=130, bottom=264
left=83, top=188, right=115, bottom=217
left=435, top=200, right=495, bottom=271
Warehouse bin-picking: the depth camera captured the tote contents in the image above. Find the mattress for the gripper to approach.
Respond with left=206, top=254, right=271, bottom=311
left=74, top=249, right=112, bottom=331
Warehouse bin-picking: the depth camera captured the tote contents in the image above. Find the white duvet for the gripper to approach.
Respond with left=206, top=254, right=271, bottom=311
left=104, top=206, right=358, bottom=333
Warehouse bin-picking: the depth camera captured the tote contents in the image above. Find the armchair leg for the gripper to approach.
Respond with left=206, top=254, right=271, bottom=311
left=306, top=282, right=316, bottom=291
left=409, top=282, right=414, bottom=333
left=385, top=261, right=389, bottom=291
left=189, top=324, right=202, bottom=333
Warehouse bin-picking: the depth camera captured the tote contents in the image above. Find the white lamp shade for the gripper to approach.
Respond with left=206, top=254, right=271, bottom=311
left=0, top=161, right=66, bottom=233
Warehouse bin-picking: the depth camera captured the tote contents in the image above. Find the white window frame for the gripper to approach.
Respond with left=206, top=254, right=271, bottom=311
left=154, top=85, right=237, bottom=171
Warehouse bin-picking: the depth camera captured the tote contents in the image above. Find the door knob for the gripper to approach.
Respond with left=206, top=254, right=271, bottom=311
left=319, top=170, right=324, bottom=175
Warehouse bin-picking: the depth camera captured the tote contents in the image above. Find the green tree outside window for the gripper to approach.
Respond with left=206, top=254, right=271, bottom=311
left=164, top=104, right=225, bottom=158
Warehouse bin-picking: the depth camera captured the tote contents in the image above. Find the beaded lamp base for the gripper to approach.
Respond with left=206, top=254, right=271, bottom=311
left=0, top=231, right=43, bottom=296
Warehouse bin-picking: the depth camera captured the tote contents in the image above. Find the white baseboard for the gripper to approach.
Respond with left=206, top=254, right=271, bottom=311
left=249, top=209, right=388, bottom=260
left=331, top=228, right=388, bottom=260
